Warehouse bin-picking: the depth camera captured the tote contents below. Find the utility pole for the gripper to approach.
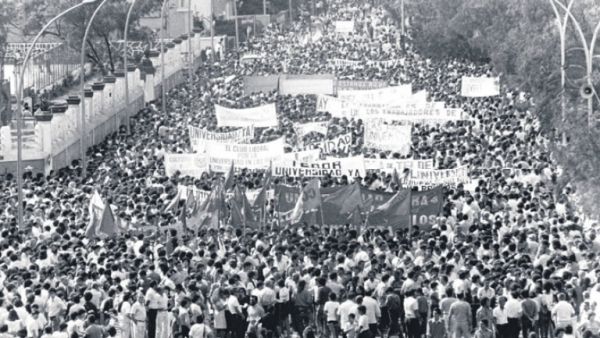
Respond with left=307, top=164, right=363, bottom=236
left=233, top=0, right=239, bottom=51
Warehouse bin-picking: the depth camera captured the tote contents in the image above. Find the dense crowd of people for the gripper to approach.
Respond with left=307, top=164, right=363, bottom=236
left=0, top=0, right=599, bottom=338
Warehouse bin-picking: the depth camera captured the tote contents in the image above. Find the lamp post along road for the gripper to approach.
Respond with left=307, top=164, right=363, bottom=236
left=551, top=0, right=600, bottom=128
left=15, top=0, right=96, bottom=229
left=210, top=0, right=214, bottom=55
left=80, top=0, right=111, bottom=179
left=124, top=0, right=140, bottom=135
left=549, top=0, right=574, bottom=145
left=188, top=0, right=193, bottom=82
left=160, top=0, right=170, bottom=118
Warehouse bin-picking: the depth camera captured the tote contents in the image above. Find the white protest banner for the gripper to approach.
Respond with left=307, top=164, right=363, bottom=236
left=188, top=125, right=254, bottom=152
left=279, top=149, right=322, bottom=164
left=461, top=76, right=500, bottom=97
left=215, top=103, right=278, bottom=128
left=364, top=120, right=412, bottom=155
left=404, top=165, right=469, bottom=189
left=334, top=20, right=354, bottom=34
left=180, top=185, right=212, bottom=205
left=164, top=153, right=209, bottom=178
left=207, top=137, right=285, bottom=172
left=293, top=121, right=329, bottom=138
left=337, top=79, right=388, bottom=91
left=305, top=133, right=352, bottom=155
left=338, top=85, right=413, bottom=104
left=364, top=158, right=434, bottom=172
left=331, top=59, right=362, bottom=68
left=366, top=59, right=402, bottom=67
left=274, top=156, right=366, bottom=178
left=316, top=95, right=347, bottom=118
left=363, top=106, right=466, bottom=123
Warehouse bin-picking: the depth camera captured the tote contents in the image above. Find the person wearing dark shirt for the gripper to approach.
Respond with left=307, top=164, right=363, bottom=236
left=316, top=277, right=332, bottom=338
left=521, top=291, right=539, bottom=338
left=84, top=315, right=105, bottom=338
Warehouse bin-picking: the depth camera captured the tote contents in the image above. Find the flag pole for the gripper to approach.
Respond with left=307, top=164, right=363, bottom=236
left=319, top=207, right=325, bottom=226
left=276, top=189, right=282, bottom=229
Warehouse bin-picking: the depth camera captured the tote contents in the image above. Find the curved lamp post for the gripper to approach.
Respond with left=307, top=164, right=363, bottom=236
left=548, top=0, right=574, bottom=145
left=551, top=0, right=600, bottom=127
left=80, top=0, right=111, bottom=179
left=123, top=0, right=141, bottom=135
left=15, top=0, right=97, bottom=229
left=160, top=0, right=172, bottom=118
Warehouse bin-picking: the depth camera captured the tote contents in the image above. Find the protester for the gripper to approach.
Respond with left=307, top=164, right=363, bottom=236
left=1, top=1, right=599, bottom=338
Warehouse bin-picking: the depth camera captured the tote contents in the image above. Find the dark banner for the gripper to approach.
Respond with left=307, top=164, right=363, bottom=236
left=410, top=186, right=443, bottom=229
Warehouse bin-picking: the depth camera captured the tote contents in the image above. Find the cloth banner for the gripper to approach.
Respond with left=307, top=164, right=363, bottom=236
left=331, top=59, right=402, bottom=68
left=334, top=20, right=354, bottom=33
left=207, top=137, right=285, bottom=172
left=338, top=85, right=413, bottom=104
left=279, top=149, right=322, bottom=164
left=337, top=79, right=388, bottom=91
left=293, top=121, right=329, bottom=138
left=331, top=59, right=362, bottom=68
left=274, top=155, right=366, bottom=178
left=305, top=132, right=352, bottom=155
left=279, top=74, right=335, bottom=95
left=274, top=184, right=301, bottom=213
left=215, top=103, right=278, bottom=128
left=364, top=158, right=434, bottom=172
left=404, top=165, right=469, bottom=189
left=410, top=186, right=443, bottom=228
left=461, top=76, right=500, bottom=97
left=316, top=95, right=346, bottom=117
left=358, top=105, right=466, bottom=123
left=243, top=75, right=280, bottom=94
left=188, top=125, right=254, bottom=152
left=179, top=185, right=212, bottom=206
left=364, top=119, right=411, bottom=154
left=164, top=153, right=209, bottom=178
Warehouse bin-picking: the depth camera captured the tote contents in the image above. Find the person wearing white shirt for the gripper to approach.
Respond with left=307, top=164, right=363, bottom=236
left=552, top=293, right=575, bottom=329
left=46, top=289, right=67, bottom=330
left=493, top=296, right=509, bottom=338
left=339, top=296, right=358, bottom=334
left=323, top=293, right=340, bottom=338
left=357, top=306, right=370, bottom=338
left=189, top=314, right=213, bottom=338
left=505, top=291, right=523, bottom=338
left=360, top=294, right=381, bottom=335
left=403, top=290, right=420, bottom=338
left=25, top=310, right=43, bottom=338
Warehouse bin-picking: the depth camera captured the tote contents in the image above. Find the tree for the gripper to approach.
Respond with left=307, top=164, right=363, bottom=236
left=0, top=1, right=19, bottom=125
left=400, top=0, right=600, bottom=217
left=20, top=0, right=161, bottom=75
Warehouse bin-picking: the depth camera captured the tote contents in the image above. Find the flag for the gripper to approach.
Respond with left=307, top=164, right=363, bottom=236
left=85, top=193, right=119, bottom=238
left=223, top=161, right=235, bottom=191
left=232, top=185, right=256, bottom=226
left=85, top=190, right=105, bottom=239
left=323, top=181, right=363, bottom=215
left=392, top=168, right=401, bottom=188
left=290, top=179, right=321, bottom=224
left=164, top=186, right=183, bottom=214
left=348, top=205, right=363, bottom=227
left=186, top=189, right=204, bottom=231
left=252, top=162, right=272, bottom=210
left=372, top=189, right=411, bottom=227
left=97, top=200, right=119, bottom=237
left=199, top=181, right=226, bottom=228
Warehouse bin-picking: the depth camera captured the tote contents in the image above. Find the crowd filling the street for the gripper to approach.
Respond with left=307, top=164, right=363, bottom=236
left=1, top=0, right=600, bottom=338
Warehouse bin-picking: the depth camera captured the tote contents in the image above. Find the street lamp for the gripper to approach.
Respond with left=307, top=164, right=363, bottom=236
left=548, top=0, right=574, bottom=145
left=551, top=0, right=600, bottom=127
left=15, top=0, right=97, bottom=229
left=123, top=0, right=141, bottom=135
left=160, top=0, right=172, bottom=119
left=80, top=0, right=111, bottom=180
